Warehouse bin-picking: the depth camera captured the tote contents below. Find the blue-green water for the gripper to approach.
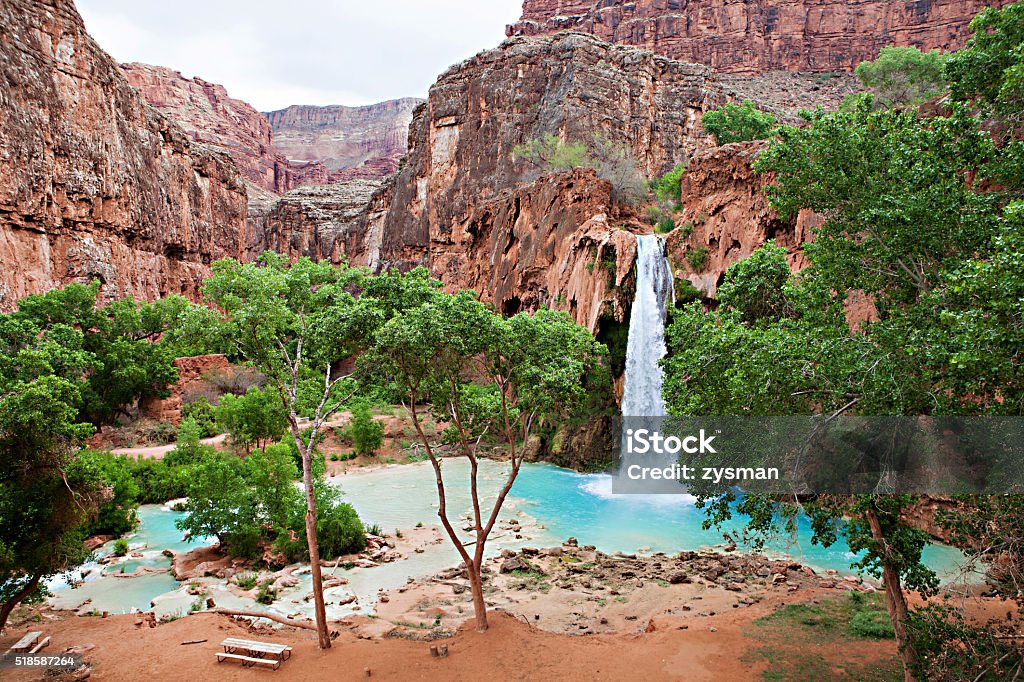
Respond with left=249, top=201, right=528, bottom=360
left=509, top=463, right=966, bottom=577
left=48, top=460, right=970, bottom=616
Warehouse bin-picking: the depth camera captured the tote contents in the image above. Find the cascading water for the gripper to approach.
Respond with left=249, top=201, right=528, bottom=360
left=621, top=234, right=675, bottom=417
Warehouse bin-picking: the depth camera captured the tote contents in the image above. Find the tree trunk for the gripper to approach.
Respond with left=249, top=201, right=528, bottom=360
left=865, top=507, right=916, bottom=682
left=300, top=442, right=331, bottom=649
left=468, top=562, right=488, bottom=632
left=0, top=572, right=42, bottom=633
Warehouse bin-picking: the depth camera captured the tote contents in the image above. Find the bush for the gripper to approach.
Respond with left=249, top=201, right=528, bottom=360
left=164, top=417, right=217, bottom=468
left=181, top=397, right=218, bottom=438
left=653, top=164, right=688, bottom=206
left=644, top=205, right=664, bottom=225
left=235, top=572, right=259, bottom=590
left=256, top=581, right=278, bottom=605
left=848, top=610, right=895, bottom=639
left=316, top=498, right=366, bottom=558
left=656, top=215, right=676, bottom=234
left=112, top=538, right=129, bottom=557
left=348, top=402, right=384, bottom=456
left=701, top=101, right=777, bottom=145
left=511, top=134, right=592, bottom=171
left=686, top=247, right=710, bottom=271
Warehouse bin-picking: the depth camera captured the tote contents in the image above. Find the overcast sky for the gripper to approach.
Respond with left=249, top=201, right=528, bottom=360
left=76, top=0, right=524, bottom=112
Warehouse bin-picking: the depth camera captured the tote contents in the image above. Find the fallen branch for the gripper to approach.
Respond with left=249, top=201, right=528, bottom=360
left=180, top=639, right=207, bottom=645
left=214, top=608, right=317, bottom=631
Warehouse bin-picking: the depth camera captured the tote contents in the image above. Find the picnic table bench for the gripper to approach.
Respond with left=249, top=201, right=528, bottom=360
left=216, top=638, right=292, bottom=670
left=5, top=631, right=50, bottom=656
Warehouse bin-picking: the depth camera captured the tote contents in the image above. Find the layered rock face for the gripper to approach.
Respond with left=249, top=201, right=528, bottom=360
left=265, top=99, right=422, bottom=181
left=509, top=0, right=1003, bottom=73
left=364, top=32, right=724, bottom=329
left=121, top=63, right=309, bottom=194
left=0, top=0, right=249, bottom=310
left=247, top=180, right=383, bottom=264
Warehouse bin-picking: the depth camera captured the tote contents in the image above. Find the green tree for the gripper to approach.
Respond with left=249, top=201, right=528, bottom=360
left=216, top=386, right=288, bottom=452
left=13, top=282, right=180, bottom=424
left=0, top=318, right=102, bottom=631
left=511, top=134, right=593, bottom=171
left=946, top=2, right=1024, bottom=121
left=199, top=253, right=373, bottom=649
left=347, top=401, right=384, bottom=456
left=701, top=100, right=777, bottom=145
left=371, top=292, right=607, bottom=632
left=855, top=46, right=948, bottom=108
left=76, top=452, right=140, bottom=538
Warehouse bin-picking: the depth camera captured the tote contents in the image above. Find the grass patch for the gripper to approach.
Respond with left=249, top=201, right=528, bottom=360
left=745, top=592, right=901, bottom=681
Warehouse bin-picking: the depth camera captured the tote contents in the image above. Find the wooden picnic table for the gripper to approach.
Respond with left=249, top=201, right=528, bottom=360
left=5, top=631, right=49, bottom=656
left=216, top=638, right=292, bottom=670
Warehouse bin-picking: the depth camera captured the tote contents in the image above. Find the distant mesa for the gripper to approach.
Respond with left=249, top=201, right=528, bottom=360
left=121, top=63, right=420, bottom=191
left=265, top=100, right=423, bottom=181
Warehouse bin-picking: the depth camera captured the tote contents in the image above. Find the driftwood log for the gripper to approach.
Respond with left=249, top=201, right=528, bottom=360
left=214, top=608, right=317, bottom=631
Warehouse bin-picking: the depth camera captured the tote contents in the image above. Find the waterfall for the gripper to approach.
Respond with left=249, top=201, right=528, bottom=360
left=621, top=234, right=675, bottom=417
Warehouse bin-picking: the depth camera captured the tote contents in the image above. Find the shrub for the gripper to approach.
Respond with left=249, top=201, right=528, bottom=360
left=164, top=417, right=217, bottom=468
left=653, top=164, right=688, bottom=206
left=143, top=420, right=178, bottom=445
left=181, top=397, right=218, bottom=438
left=76, top=451, right=140, bottom=537
left=235, top=572, right=259, bottom=590
left=112, top=538, right=129, bottom=557
left=316, top=500, right=366, bottom=558
left=644, top=205, right=664, bottom=225
left=511, top=134, right=593, bottom=171
left=256, top=581, right=277, bottom=605
left=656, top=215, right=676, bottom=234
left=679, top=221, right=695, bottom=237
left=686, top=247, right=710, bottom=271
left=348, top=402, right=384, bottom=456
left=701, top=101, right=777, bottom=145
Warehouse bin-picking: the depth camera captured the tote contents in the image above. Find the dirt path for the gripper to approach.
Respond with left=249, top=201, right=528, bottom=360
left=1, top=608, right=764, bottom=681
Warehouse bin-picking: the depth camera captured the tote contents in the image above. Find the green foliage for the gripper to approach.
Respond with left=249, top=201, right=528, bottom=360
left=181, top=397, right=218, bottom=438
left=701, top=101, right=777, bottom=145
left=854, top=46, right=948, bottom=108
left=685, top=247, right=709, bottom=271
left=216, top=386, right=288, bottom=452
left=12, top=282, right=182, bottom=424
left=75, top=451, right=139, bottom=538
left=511, top=134, right=592, bottom=171
left=0, top=311, right=100, bottom=628
left=512, top=133, right=648, bottom=204
left=653, top=164, right=688, bottom=206
left=347, top=401, right=384, bottom=456
left=112, top=538, right=129, bottom=557
left=716, top=241, right=792, bottom=324
left=946, top=2, right=1024, bottom=119
left=163, top=418, right=216, bottom=468
left=235, top=572, right=259, bottom=590
left=656, top=215, right=676, bottom=234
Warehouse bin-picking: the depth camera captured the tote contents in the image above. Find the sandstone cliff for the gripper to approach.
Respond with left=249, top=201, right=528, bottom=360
left=121, top=62, right=317, bottom=194
left=0, top=0, right=249, bottom=310
left=265, top=99, right=422, bottom=181
left=509, top=0, right=1005, bottom=74
left=361, top=33, right=724, bottom=330
left=247, top=180, right=383, bottom=264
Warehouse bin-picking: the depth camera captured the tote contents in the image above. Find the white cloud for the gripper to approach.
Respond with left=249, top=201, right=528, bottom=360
left=75, top=0, right=524, bottom=111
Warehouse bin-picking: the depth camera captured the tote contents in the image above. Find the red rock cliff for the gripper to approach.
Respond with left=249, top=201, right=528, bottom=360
left=0, top=0, right=249, bottom=310
left=121, top=62, right=316, bottom=194
left=509, top=0, right=1005, bottom=73
left=265, top=99, right=422, bottom=181
left=357, top=32, right=725, bottom=330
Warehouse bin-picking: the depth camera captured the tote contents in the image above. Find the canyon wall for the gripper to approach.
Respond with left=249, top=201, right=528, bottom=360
left=247, top=180, right=383, bottom=265
left=265, top=99, right=422, bottom=181
left=363, top=32, right=724, bottom=329
left=0, top=0, right=249, bottom=310
left=509, top=0, right=1004, bottom=74
left=121, top=63, right=311, bottom=194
